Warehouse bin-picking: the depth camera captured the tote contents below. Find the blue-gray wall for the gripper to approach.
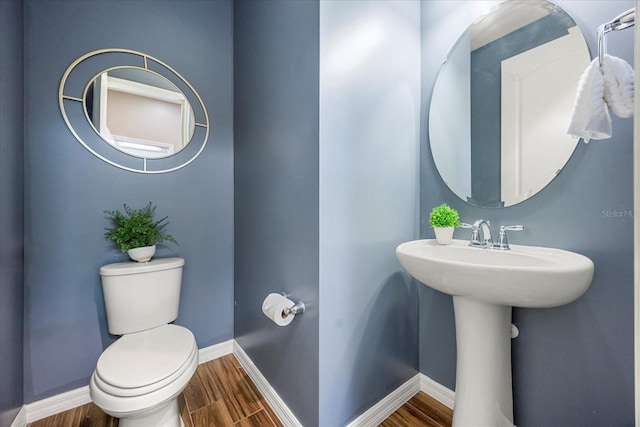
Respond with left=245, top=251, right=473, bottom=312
left=318, top=1, right=421, bottom=426
left=233, top=2, right=320, bottom=426
left=420, top=1, right=635, bottom=425
left=4, top=1, right=636, bottom=425
left=234, top=2, right=421, bottom=426
left=0, top=0, right=25, bottom=425
left=23, top=0, right=234, bottom=403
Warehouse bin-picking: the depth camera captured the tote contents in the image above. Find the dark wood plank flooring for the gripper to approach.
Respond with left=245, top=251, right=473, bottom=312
left=381, top=392, right=452, bottom=427
left=27, top=354, right=452, bottom=426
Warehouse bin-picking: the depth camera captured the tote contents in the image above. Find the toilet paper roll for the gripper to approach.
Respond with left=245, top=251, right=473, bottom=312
left=262, top=293, right=295, bottom=326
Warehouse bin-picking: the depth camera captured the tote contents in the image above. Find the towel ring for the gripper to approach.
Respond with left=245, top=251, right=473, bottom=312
left=598, top=8, right=635, bottom=67
left=597, top=24, right=607, bottom=67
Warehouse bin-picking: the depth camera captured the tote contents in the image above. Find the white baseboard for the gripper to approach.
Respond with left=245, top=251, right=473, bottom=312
left=198, top=338, right=234, bottom=363
left=232, top=341, right=302, bottom=427
left=420, top=373, right=455, bottom=409
left=346, top=374, right=421, bottom=427
left=345, top=372, right=456, bottom=426
left=231, top=344, right=455, bottom=427
left=9, top=406, right=26, bottom=427
left=24, top=386, right=91, bottom=424
left=19, top=340, right=235, bottom=425
left=16, top=340, right=455, bottom=427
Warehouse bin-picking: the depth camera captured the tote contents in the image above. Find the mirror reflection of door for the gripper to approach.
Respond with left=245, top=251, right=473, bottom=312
left=500, top=27, right=586, bottom=206
left=86, top=68, right=195, bottom=159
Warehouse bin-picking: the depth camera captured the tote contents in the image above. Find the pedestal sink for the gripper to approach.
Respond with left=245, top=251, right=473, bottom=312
left=396, top=239, right=594, bottom=426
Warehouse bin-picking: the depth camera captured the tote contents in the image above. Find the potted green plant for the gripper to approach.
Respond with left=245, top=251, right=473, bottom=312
left=429, top=203, right=460, bottom=245
left=104, top=202, right=178, bottom=262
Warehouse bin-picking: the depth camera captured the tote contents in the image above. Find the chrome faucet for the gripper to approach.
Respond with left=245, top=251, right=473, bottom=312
left=462, top=220, right=524, bottom=250
left=470, top=219, right=492, bottom=247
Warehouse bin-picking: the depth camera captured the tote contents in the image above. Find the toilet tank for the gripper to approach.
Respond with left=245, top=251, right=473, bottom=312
left=99, top=257, right=185, bottom=335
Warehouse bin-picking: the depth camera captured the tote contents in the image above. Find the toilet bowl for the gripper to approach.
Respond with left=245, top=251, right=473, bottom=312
left=90, top=324, right=197, bottom=426
left=90, top=258, right=198, bottom=427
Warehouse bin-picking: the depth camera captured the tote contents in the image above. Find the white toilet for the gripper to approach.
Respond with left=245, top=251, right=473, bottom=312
left=90, top=257, right=198, bottom=427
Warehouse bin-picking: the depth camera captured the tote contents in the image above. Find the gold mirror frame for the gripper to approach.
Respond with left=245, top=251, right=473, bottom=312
left=59, top=48, right=209, bottom=174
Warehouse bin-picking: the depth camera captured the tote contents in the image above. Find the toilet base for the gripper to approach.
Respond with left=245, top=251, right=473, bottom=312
left=118, top=398, right=184, bottom=427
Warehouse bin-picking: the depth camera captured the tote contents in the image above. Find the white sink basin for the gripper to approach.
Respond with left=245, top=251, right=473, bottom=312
left=396, top=238, right=594, bottom=426
left=396, top=239, right=594, bottom=308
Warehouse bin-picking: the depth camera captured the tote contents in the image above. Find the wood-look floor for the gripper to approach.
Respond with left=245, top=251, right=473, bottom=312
left=27, top=354, right=452, bottom=427
left=381, top=392, right=452, bottom=427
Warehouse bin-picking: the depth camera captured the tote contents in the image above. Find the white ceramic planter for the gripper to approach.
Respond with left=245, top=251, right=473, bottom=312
left=127, top=245, right=156, bottom=262
left=433, top=227, right=454, bottom=245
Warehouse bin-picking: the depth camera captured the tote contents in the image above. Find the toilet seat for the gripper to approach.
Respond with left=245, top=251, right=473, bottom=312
left=94, top=324, right=197, bottom=398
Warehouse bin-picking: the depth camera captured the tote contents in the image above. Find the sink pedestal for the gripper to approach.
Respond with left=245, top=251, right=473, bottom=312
left=452, top=296, right=514, bottom=427
left=396, top=239, right=594, bottom=426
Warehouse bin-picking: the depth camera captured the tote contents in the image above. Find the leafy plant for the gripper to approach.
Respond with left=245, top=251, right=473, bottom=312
left=429, top=203, right=460, bottom=228
left=104, top=202, right=178, bottom=252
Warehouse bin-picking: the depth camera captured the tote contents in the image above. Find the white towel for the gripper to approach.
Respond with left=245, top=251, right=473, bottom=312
left=602, top=54, right=634, bottom=119
left=567, top=57, right=611, bottom=143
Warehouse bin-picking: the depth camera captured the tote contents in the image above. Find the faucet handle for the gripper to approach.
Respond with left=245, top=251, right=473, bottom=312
left=460, top=223, right=482, bottom=246
left=459, top=224, right=478, bottom=245
left=464, top=220, right=492, bottom=247
left=494, top=225, right=524, bottom=250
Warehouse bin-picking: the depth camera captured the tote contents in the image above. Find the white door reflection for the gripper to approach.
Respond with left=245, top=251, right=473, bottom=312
left=87, top=69, right=195, bottom=159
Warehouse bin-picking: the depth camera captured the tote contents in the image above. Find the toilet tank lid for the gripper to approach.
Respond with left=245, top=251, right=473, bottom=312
left=100, top=257, right=184, bottom=276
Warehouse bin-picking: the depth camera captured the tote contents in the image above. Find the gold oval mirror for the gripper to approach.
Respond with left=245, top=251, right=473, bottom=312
left=59, top=49, right=209, bottom=174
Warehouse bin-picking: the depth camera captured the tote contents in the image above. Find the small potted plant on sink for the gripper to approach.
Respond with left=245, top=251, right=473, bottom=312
left=429, top=203, right=460, bottom=245
left=104, top=202, right=178, bottom=262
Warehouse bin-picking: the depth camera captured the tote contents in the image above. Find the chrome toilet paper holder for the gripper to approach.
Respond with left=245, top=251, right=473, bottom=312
left=281, top=293, right=306, bottom=316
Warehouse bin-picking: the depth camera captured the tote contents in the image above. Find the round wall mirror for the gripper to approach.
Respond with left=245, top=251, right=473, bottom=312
left=429, top=0, right=590, bottom=207
left=59, top=49, right=209, bottom=174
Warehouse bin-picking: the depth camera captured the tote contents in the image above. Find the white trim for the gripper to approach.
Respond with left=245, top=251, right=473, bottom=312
left=346, top=374, right=421, bottom=427
left=419, top=373, right=456, bottom=410
left=106, top=75, right=187, bottom=105
left=345, top=373, right=456, bottom=427
left=21, top=341, right=234, bottom=424
left=198, top=339, right=234, bottom=363
left=9, top=406, right=26, bottom=427
left=232, top=341, right=303, bottom=427
left=17, top=340, right=457, bottom=427
left=24, top=386, right=92, bottom=423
